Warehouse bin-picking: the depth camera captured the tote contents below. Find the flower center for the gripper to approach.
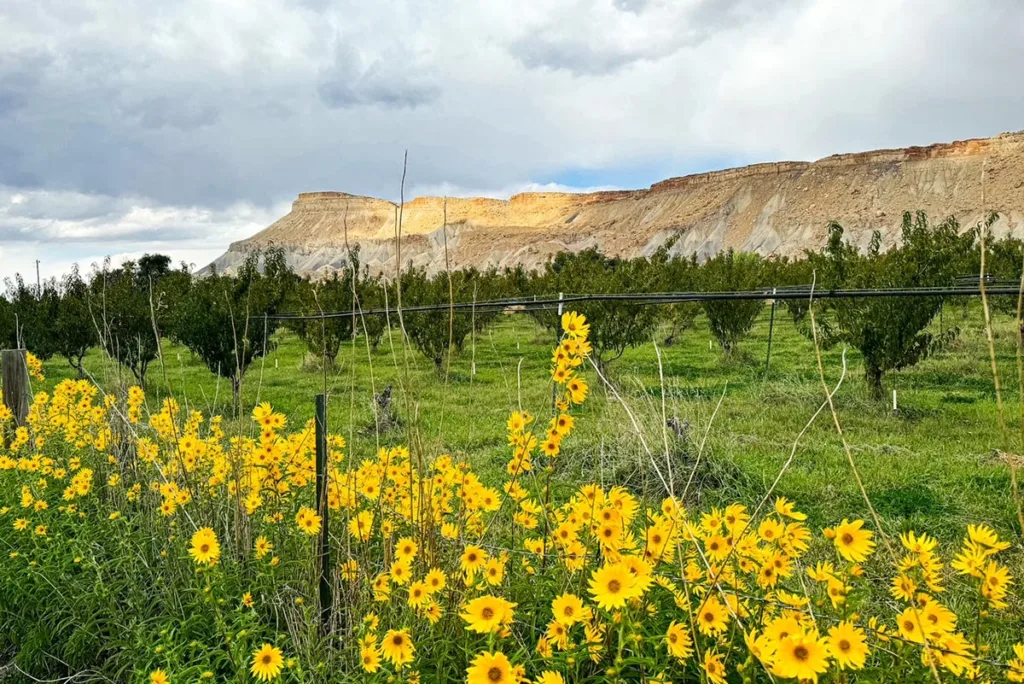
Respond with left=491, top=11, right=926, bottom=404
left=793, top=645, right=809, bottom=661
left=841, top=533, right=854, bottom=545
left=838, top=639, right=850, bottom=652
left=607, top=579, right=622, bottom=594
left=488, top=666, right=504, bottom=682
left=481, top=607, right=495, bottom=620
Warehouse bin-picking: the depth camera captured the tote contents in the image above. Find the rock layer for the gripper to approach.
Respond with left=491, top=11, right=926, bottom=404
left=208, top=132, right=1024, bottom=277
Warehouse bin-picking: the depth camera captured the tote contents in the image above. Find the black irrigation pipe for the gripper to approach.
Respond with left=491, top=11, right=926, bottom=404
left=266, top=285, right=1024, bottom=322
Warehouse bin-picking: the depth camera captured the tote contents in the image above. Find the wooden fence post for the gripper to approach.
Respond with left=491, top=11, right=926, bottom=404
left=2, top=349, right=31, bottom=426
left=314, top=393, right=332, bottom=634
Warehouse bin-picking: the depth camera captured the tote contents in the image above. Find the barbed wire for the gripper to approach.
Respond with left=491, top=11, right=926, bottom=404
left=266, top=283, right=1024, bottom=321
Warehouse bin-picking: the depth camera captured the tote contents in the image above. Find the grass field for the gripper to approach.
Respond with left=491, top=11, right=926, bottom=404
left=9, top=299, right=1024, bottom=681
left=39, top=300, right=1024, bottom=543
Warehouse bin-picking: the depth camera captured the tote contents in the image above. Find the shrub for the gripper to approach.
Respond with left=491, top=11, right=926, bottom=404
left=398, top=266, right=501, bottom=371
left=816, top=213, right=975, bottom=398
left=53, top=266, right=98, bottom=375
left=88, top=256, right=187, bottom=387
left=700, top=249, right=766, bottom=354
left=529, top=248, right=660, bottom=367
left=169, top=247, right=293, bottom=410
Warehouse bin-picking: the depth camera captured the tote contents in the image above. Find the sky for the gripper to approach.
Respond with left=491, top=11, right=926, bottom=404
left=2, top=0, right=1023, bottom=282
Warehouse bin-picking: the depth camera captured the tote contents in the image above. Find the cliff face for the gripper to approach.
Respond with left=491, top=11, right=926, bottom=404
left=207, top=132, right=1024, bottom=277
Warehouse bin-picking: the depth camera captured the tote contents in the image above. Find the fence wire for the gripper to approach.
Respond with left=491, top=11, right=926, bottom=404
left=266, top=283, right=1024, bottom=321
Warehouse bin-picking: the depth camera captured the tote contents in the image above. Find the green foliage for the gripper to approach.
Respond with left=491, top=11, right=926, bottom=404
left=398, top=266, right=501, bottom=370
left=2, top=275, right=60, bottom=357
left=288, top=248, right=386, bottom=366
left=649, top=249, right=701, bottom=346
left=169, top=247, right=294, bottom=407
left=88, top=256, right=187, bottom=387
left=815, top=212, right=976, bottom=397
left=699, top=249, right=766, bottom=354
left=979, top=233, right=1024, bottom=320
left=54, top=266, right=98, bottom=374
left=2, top=209, right=1015, bottom=402
left=531, top=248, right=661, bottom=366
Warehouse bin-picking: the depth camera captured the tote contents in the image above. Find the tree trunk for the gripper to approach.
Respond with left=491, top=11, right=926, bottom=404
left=69, top=354, right=85, bottom=378
left=133, top=362, right=148, bottom=391
left=865, top=365, right=884, bottom=400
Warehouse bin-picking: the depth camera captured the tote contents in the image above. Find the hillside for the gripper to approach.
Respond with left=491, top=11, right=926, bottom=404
left=208, top=132, right=1024, bottom=277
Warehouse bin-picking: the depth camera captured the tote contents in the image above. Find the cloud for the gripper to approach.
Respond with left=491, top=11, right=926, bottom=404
left=505, top=0, right=795, bottom=75
left=0, top=185, right=286, bottom=279
left=317, top=38, right=441, bottom=109
left=0, top=0, right=1022, bottom=279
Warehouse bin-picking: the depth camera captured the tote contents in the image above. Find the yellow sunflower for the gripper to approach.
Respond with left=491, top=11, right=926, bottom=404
left=772, top=632, right=830, bottom=682
left=566, top=377, right=589, bottom=405
left=896, top=606, right=926, bottom=643
left=830, top=519, right=875, bottom=562
left=551, top=593, right=585, bottom=626
left=253, top=536, right=272, bottom=559
left=466, top=651, right=513, bottom=684
left=588, top=562, right=637, bottom=611
left=561, top=311, right=590, bottom=339
left=666, top=621, right=693, bottom=661
left=360, top=635, right=382, bottom=673
left=407, top=581, right=430, bottom=607
left=695, top=594, right=729, bottom=636
left=390, top=559, right=412, bottom=586
left=890, top=574, right=916, bottom=602
left=702, top=651, right=727, bottom=684
left=249, top=644, right=284, bottom=682
left=461, top=595, right=516, bottom=634
left=460, top=545, right=488, bottom=575
left=296, top=506, right=322, bottom=536
left=348, top=510, right=374, bottom=542
left=424, top=568, right=447, bottom=593
left=381, top=629, right=415, bottom=667
left=150, top=670, right=169, bottom=684
left=827, top=621, right=869, bottom=670
left=188, top=527, right=220, bottom=566
left=967, top=523, right=1010, bottom=553
left=396, top=536, right=418, bottom=561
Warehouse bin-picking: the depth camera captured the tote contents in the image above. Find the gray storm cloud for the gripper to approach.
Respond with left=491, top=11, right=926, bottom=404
left=1, top=0, right=1022, bottom=278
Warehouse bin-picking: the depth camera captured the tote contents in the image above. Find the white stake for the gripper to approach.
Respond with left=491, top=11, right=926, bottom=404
left=892, top=389, right=897, bottom=412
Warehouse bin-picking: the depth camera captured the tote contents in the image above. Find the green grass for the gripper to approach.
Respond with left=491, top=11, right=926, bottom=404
left=38, top=302, right=1024, bottom=543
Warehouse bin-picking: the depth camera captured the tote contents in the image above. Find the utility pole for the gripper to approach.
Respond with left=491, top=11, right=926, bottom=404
left=35, top=260, right=41, bottom=297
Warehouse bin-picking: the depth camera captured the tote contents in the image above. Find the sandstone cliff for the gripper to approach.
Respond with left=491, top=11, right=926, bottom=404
left=208, top=132, right=1024, bottom=277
